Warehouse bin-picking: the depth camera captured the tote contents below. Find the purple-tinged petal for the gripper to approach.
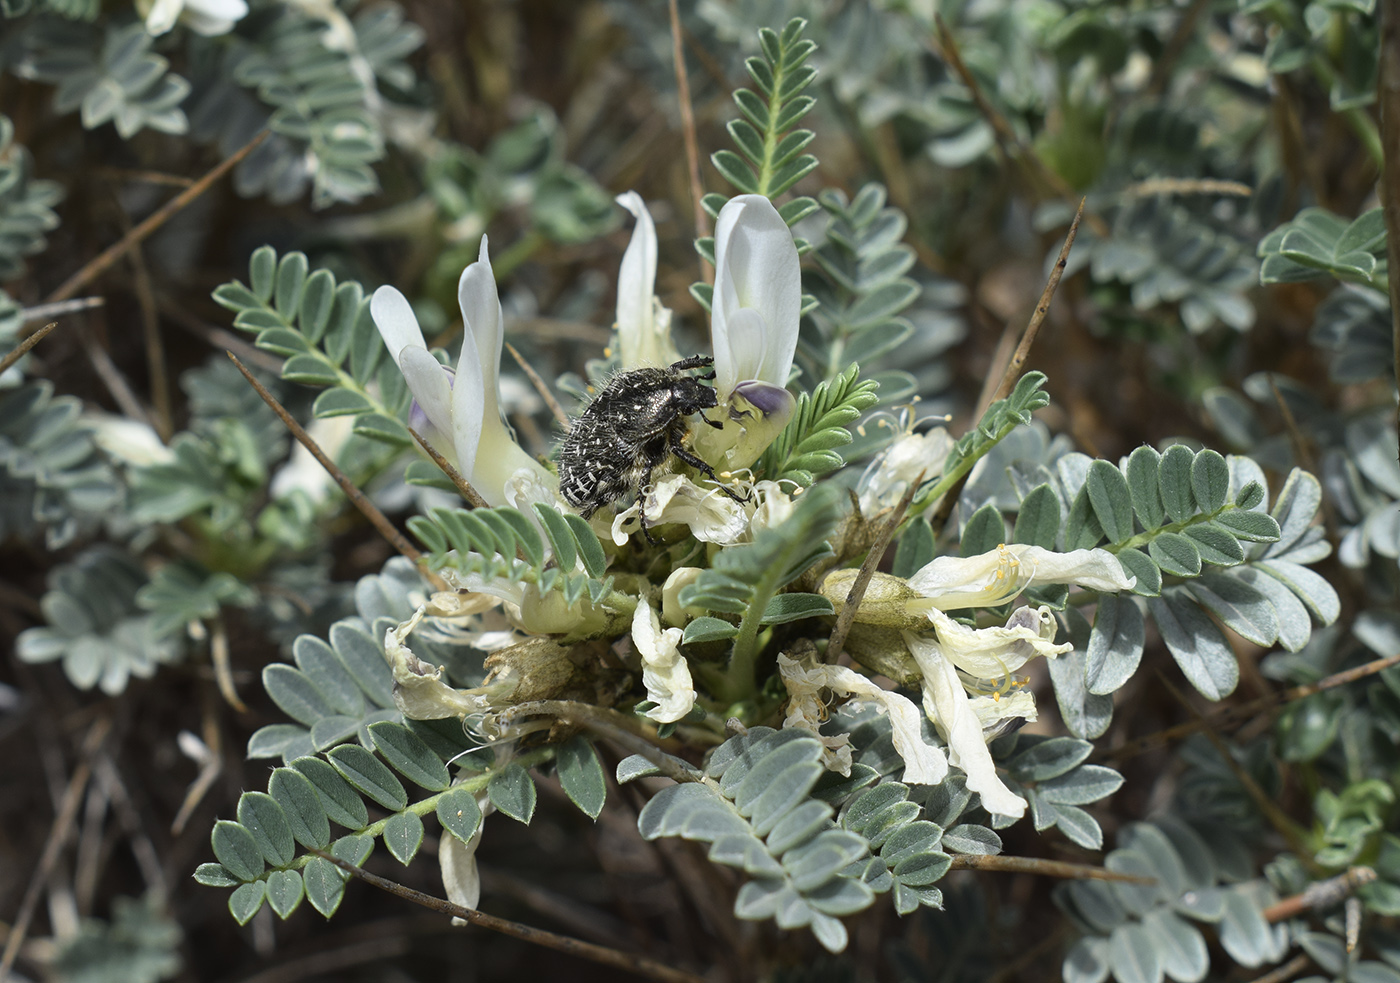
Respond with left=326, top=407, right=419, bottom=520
left=399, top=346, right=454, bottom=442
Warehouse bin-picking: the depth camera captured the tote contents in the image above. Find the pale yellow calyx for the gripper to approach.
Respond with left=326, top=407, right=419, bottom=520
left=818, top=569, right=928, bottom=629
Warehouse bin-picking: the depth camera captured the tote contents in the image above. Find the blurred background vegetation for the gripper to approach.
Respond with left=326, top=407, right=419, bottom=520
left=0, top=0, right=1396, bottom=980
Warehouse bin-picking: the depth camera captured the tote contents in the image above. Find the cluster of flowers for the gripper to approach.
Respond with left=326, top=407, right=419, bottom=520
left=368, top=192, right=1134, bottom=906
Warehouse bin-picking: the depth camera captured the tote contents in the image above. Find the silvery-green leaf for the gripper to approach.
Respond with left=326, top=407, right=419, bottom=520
left=557, top=738, right=607, bottom=820
left=266, top=869, right=304, bottom=919
left=381, top=810, right=424, bottom=865
left=1108, top=922, right=1163, bottom=983
left=1186, top=572, right=1278, bottom=647
left=327, top=745, right=407, bottom=812
left=488, top=763, right=537, bottom=824
left=1158, top=445, right=1197, bottom=522
left=1149, top=591, right=1239, bottom=700
left=1086, top=594, right=1145, bottom=695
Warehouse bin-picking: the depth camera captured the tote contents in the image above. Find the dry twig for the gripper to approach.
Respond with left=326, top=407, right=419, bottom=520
left=226, top=352, right=442, bottom=586
left=312, top=851, right=707, bottom=983
left=44, top=129, right=270, bottom=305
left=0, top=321, right=56, bottom=377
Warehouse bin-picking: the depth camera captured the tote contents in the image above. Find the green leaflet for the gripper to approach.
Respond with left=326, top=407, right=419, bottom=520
left=214, top=246, right=409, bottom=441
left=639, top=728, right=876, bottom=954
left=760, top=364, right=880, bottom=485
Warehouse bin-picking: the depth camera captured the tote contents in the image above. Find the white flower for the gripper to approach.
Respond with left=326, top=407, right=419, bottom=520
left=778, top=652, right=947, bottom=785
left=139, top=0, right=247, bottom=35
left=610, top=474, right=749, bottom=546
left=615, top=192, right=680, bottom=370
left=908, top=544, right=1135, bottom=613
left=439, top=791, right=493, bottom=924
left=693, top=195, right=801, bottom=469
left=371, top=238, right=556, bottom=507
left=747, top=479, right=800, bottom=535
left=661, top=567, right=703, bottom=626
left=270, top=415, right=353, bottom=503
left=858, top=426, right=953, bottom=515
left=383, top=607, right=496, bottom=720
left=87, top=414, right=174, bottom=467
left=902, top=605, right=1071, bottom=819
left=631, top=600, right=695, bottom=723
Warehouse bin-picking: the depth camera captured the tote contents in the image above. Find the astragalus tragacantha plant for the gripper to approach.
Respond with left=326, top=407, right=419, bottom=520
left=197, top=17, right=1345, bottom=970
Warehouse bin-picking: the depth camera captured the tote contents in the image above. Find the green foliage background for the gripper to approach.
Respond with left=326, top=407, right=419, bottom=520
left=0, top=0, right=1397, bottom=981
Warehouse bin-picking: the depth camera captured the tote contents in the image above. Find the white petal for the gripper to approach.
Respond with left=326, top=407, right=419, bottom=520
left=370, top=285, right=427, bottom=363
left=615, top=192, right=659, bottom=368
left=458, top=238, right=504, bottom=422
left=906, top=634, right=1026, bottom=818
left=88, top=415, right=174, bottom=466
left=471, top=425, right=553, bottom=508
left=143, top=0, right=183, bottom=35
left=648, top=474, right=749, bottom=544
left=858, top=428, right=953, bottom=515
left=925, top=608, right=1071, bottom=678
left=632, top=601, right=694, bottom=723
left=721, top=307, right=769, bottom=391
left=399, top=346, right=454, bottom=440
left=178, top=0, right=245, bottom=34
left=439, top=795, right=492, bottom=924
left=661, top=567, right=703, bottom=625
left=908, top=544, right=1134, bottom=610
left=449, top=311, right=487, bottom=486
left=384, top=608, right=491, bottom=720
left=711, top=195, right=800, bottom=393
left=777, top=655, right=947, bottom=786
left=968, top=690, right=1038, bottom=734
left=184, top=0, right=246, bottom=20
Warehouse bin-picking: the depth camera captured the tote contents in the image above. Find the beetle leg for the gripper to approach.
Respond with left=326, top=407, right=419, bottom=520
left=668, top=355, right=715, bottom=372
left=670, top=428, right=751, bottom=504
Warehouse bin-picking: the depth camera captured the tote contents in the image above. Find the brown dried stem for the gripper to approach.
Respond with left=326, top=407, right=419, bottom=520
left=826, top=472, right=923, bottom=665
left=504, top=340, right=569, bottom=429
left=948, top=853, right=1155, bottom=885
left=1157, top=672, right=1320, bottom=873
left=0, top=717, right=111, bottom=978
left=0, top=321, right=56, bottom=376
left=930, top=204, right=1083, bottom=537
left=1104, top=652, right=1400, bottom=762
left=932, top=17, right=1108, bottom=238
left=45, top=129, right=270, bottom=305
left=226, top=352, right=440, bottom=585
left=311, top=851, right=707, bottom=983
left=988, top=198, right=1085, bottom=408
left=407, top=426, right=489, bottom=509
left=669, top=0, right=710, bottom=266
left=499, top=700, right=700, bottom=784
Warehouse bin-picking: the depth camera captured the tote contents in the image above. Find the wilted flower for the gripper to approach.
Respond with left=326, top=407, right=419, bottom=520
left=903, top=605, right=1071, bottom=819
left=907, top=544, right=1135, bottom=612
left=632, top=600, right=694, bottom=723
left=615, top=192, right=680, bottom=370
left=778, top=652, right=946, bottom=784
left=383, top=606, right=500, bottom=720
left=371, top=238, right=555, bottom=507
left=610, top=474, right=749, bottom=546
left=822, top=544, right=1136, bottom=627
left=857, top=424, right=953, bottom=515
left=138, top=0, right=247, bottom=35
left=694, top=194, right=801, bottom=469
